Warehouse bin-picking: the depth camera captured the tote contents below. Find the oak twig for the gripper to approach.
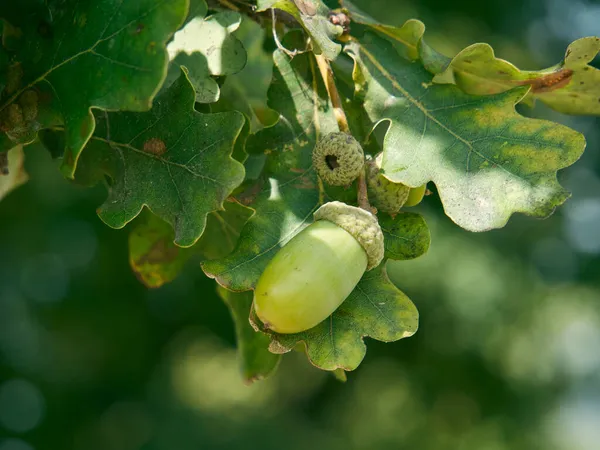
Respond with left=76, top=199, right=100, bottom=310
left=315, top=54, right=373, bottom=212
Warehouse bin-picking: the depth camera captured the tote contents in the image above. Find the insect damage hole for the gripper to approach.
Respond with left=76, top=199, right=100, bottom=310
left=325, top=154, right=340, bottom=170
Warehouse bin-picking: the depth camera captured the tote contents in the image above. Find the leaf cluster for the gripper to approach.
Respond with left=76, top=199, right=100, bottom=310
left=0, top=0, right=598, bottom=381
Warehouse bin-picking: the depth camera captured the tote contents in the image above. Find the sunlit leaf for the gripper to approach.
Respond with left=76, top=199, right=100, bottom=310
left=431, top=36, right=600, bottom=115
left=166, top=11, right=247, bottom=103
left=341, top=0, right=425, bottom=61
left=346, top=32, right=586, bottom=232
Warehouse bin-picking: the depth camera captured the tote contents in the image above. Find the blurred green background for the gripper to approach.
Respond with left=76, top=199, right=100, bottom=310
left=1, top=0, right=600, bottom=449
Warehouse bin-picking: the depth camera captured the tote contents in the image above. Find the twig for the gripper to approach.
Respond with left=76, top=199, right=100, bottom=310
left=356, top=170, right=374, bottom=213
left=314, top=53, right=349, bottom=133
left=315, top=54, right=373, bottom=212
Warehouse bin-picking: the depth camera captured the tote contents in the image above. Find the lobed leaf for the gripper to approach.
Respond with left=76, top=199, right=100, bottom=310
left=251, top=265, right=418, bottom=371
left=68, top=69, right=245, bottom=247
left=346, top=32, right=586, bottom=232
left=431, top=37, right=600, bottom=116
left=166, top=10, right=247, bottom=103
left=340, top=0, right=425, bottom=61
left=0, top=0, right=188, bottom=177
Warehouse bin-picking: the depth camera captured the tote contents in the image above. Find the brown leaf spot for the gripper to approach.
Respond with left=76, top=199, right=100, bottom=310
left=135, top=23, right=145, bottom=34
left=143, top=138, right=167, bottom=156
left=517, top=68, right=574, bottom=93
left=136, top=238, right=179, bottom=266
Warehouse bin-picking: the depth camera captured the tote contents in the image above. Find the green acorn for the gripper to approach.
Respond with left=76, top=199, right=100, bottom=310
left=313, top=132, right=364, bottom=186
left=254, top=201, right=384, bottom=334
left=365, top=153, right=410, bottom=214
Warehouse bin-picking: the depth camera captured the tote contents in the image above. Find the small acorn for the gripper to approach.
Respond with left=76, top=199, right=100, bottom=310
left=254, top=201, right=384, bottom=334
left=365, top=153, right=410, bottom=214
left=313, top=132, right=364, bottom=186
left=404, top=183, right=428, bottom=207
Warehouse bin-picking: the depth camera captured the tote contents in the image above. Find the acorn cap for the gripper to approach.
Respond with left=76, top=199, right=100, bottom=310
left=366, top=153, right=410, bottom=214
left=312, top=132, right=364, bottom=186
left=314, top=201, right=384, bottom=270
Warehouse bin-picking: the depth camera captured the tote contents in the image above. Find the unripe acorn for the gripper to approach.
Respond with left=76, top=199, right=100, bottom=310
left=404, top=183, right=427, bottom=207
left=365, top=154, right=410, bottom=214
left=313, top=132, right=364, bottom=186
left=254, top=201, right=384, bottom=334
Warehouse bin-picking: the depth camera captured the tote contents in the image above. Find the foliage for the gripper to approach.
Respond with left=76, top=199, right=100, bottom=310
left=0, top=0, right=598, bottom=380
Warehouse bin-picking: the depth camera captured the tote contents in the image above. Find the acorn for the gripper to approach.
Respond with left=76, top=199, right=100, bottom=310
left=365, top=153, right=410, bottom=214
left=313, top=132, right=364, bottom=186
left=253, top=201, right=384, bottom=334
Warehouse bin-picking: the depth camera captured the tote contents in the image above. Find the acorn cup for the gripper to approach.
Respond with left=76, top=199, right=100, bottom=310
left=313, top=132, right=364, bottom=186
left=253, top=201, right=384, bottom=334
left=366, top=153, right=428, bottom=213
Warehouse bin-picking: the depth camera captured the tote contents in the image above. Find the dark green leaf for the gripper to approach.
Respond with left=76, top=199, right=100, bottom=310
left=380, top=212, right=430, bottom=260
left=0, top=0, right=188, bottom=177
left=73, top=69, right=245, bottom=247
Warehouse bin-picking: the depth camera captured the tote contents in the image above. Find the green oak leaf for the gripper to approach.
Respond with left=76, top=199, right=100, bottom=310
left=346, top=32, right=586, bottom=232
left=0, top=146, right=28, bottom=201
left=197, top=200, right=254, bottom=261
left=257, top=0, right=343, bottom=60
left=217, top=287, right=281, bottom=382
left=340, top=0, right=425, bottom=61
left=166, top=11, right=247, bottom=103
left=380, top=212, right=430, bottom=260
left=430, top=36, right=600, bottom=116
left=0, top=0, right=188, bottom=177
left=68, top=69, right=245, bottom=247
left=129, top=211, right=196, bottom=288
left=250, top=265, right=418, bottom=371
